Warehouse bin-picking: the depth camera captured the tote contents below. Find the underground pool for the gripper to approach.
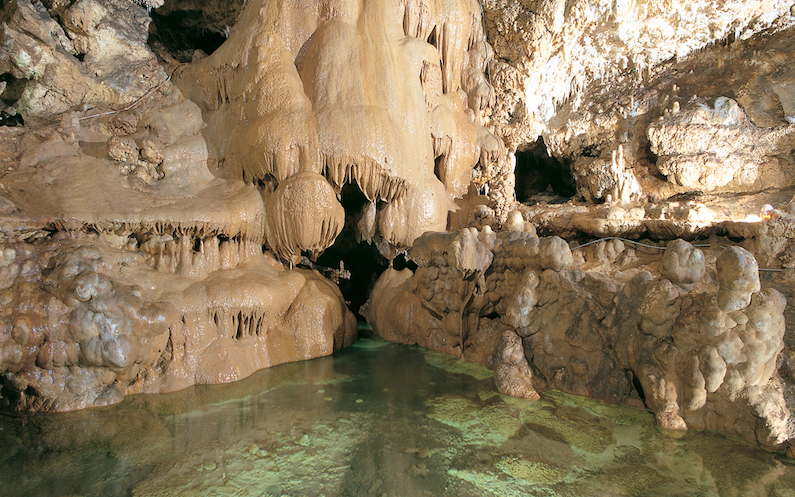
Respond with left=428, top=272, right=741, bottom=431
left=1, top=334, right=794, bottom=496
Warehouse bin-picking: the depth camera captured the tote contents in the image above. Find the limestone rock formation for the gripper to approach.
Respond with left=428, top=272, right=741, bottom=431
left=647, top=96, right=795, bottom=193
left=366, top=233, right=793, bottom=454
left=176, top=0, right=511, bottom=257
left=537, top=18, right=795, bottom=211
left=0, top=0, right=358, bottom=411
left=0, top=0, right=512, bottom=411
left=0, top=88, right=358, bottom=410
left=0, top=0, right=165, bottom=123
left=482, top=0, right=795, bottom=150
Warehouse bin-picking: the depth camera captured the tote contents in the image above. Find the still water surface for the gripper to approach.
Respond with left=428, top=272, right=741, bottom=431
left=1, top=336, right=795, bottom=496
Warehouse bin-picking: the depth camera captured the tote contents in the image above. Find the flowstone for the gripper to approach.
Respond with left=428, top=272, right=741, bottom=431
left=0, top=0, right=794, bottom=467
left=176, top=0, right=512, bottom=259
left=0, top=0, right=515, bottom=411
left=0, top=88, right=356, bottom=411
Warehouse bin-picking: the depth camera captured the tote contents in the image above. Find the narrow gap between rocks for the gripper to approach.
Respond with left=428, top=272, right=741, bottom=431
left=0, top=73, right=26, bottom=126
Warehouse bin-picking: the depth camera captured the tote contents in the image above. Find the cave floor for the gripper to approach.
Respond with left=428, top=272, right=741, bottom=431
left=1, top=334, right=794, bottom=497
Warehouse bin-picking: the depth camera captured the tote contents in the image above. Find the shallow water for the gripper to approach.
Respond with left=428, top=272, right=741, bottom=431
left=1, top=336, right=794, bottom=497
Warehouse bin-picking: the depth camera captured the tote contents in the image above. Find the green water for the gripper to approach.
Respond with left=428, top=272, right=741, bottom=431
left=1, top=336, right=794, bottom=497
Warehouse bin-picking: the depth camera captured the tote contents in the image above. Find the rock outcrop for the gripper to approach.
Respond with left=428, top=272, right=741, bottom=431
left=539, top=19, right=795, bottom=208
left=0, top=87, right=358, bottom=411
left=0, top=0, right=361, bottom=411
left=483, top=0, right=795, bottom=151
left=176, top=0, right=511, bottom=258
left=366, top=232, right=793, bottom=455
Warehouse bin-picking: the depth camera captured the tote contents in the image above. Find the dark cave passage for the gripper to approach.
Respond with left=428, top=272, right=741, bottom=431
left=147, top=8, right=229, bottom=62
left=314, top=183, right=390, bottom=320
left=514, top=137, right=576, bottom=204
left=0, top=73, right=26, bottom=126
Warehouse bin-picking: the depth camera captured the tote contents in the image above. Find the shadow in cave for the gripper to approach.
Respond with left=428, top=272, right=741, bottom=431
left=0, top=73, right=26, bottom=126
left=314, top=183, right=392, bottom=320
left=147, top=8, right=228, bottom=63
left=514, top=137, right=575, bottom=204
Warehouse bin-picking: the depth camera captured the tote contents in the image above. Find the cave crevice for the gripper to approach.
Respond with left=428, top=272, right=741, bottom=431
left=314, top=182, right=389, bottom=319
left=0, top=73, right=26, bottom=127
left=147, top=7, right=229, bottom=63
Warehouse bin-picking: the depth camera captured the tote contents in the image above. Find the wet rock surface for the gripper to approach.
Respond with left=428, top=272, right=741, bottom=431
left=367, top=232, right=793, bottom=454
left=0, top=0, right=361, bottom=411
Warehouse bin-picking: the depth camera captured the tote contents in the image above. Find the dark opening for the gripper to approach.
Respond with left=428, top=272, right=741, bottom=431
left=639, top=139, right=663, bottom=180
left=235, top=311, right=244, bottom=340
left=0, top=110, right=23, bottom=127
left=392, top=252, right=417, bottom=272
left=148, top=9, right=228, bottom=63
left=0, top=73, right=26, bottom=127
left=629, top=370, right=646, bottom=404
left=314, top=183, right=389, bottom=320
left=581, top=144, right=601, bottom=157
left=427, top=26, right=438, bottom=48
left=433, top=155, right=444, bottom=183
left=0, top=375, right=27, bottom=409
left=514, top=137, right=576, bottom=204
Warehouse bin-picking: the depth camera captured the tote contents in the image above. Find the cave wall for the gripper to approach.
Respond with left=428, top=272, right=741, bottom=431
left=361, top=0, right=795, bottom=456
left=174, top=0, right=513, bottom=259
left=365, top=227, right=794, bottom=455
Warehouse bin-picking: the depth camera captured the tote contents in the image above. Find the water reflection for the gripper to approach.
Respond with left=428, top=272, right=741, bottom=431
left=1, top=336, right=794, bottom=496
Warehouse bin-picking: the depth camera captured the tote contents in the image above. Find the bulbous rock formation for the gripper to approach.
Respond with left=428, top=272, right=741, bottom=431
left=660, top=238, right=705, bottom=289
left=0, top=89, right=358, bottom=410
left=263, top=171, right=345, bottom=263
left=0, top=0, right=362, bottom=411
left=177, top=0, right=510, bottom=258
left=0, top=236, right=356, bottom=411
left=367, top=234, right=793, bottom=454
left=0, top=0, right=512, bottom=411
